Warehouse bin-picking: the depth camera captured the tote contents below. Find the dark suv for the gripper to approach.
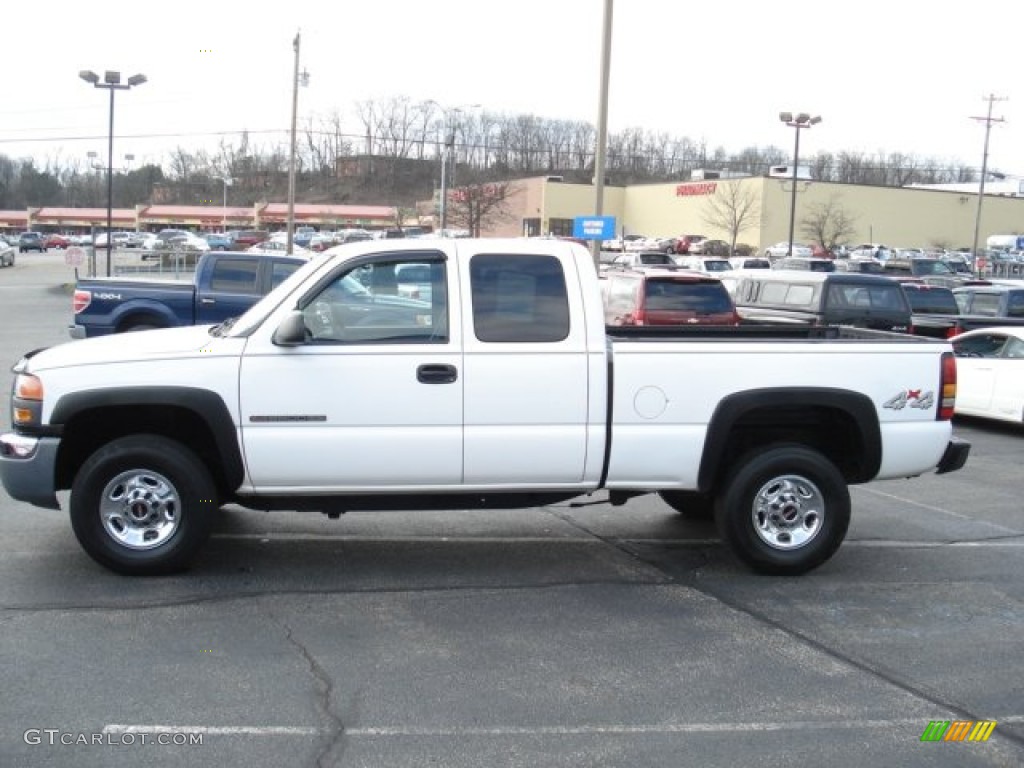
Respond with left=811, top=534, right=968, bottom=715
left=729, top=270, right=912, bottom=332
left=18, top=232, right=47, bottom=253
left=600, top=267, right=739, bottom=326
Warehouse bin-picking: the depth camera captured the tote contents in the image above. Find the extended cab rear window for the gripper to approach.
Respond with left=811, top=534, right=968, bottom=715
left=470, top=254, right=570, bottom=342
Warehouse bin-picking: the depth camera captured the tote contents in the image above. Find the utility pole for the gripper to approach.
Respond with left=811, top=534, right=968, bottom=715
left=591, top=0, right=614, bottom=268
left=970, top=93, right=1007, bottom=261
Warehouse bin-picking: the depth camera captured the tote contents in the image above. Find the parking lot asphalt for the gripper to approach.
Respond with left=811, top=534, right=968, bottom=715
left=1, top=251, right=1022, bottom=768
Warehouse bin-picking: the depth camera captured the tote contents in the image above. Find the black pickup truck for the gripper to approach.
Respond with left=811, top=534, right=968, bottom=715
left=902, top=283, right=1024, bottom=339
left=70, top=251, right=310, bottom=338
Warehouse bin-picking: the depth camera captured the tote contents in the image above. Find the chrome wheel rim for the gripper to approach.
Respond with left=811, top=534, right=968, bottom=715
left=751, top=474, right=824, bottom=550
left=99, top=469, right=180, bottom=550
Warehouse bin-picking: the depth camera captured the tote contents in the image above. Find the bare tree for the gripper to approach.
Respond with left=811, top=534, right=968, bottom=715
left=446, top=177, right=518, bottom=236
left=701, top=181, right=761, bottom=255
left=799, top=194, right=858, bottom=251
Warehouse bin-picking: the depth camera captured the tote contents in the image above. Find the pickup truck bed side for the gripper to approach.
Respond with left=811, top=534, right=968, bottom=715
left=2, top=238, right=969, bottom=577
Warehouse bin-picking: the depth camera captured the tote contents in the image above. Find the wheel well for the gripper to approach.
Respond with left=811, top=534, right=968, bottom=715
left=55, top=406, right=233, bottom=499
left=701, top=404, right=874, bottom=494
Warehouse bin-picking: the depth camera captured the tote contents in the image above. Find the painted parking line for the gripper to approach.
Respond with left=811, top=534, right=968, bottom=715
left=105, top=716, right=1024, bottom=737
left=855, top=486, right=1021, bottom=534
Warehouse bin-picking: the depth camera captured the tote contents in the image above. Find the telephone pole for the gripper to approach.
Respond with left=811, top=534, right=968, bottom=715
left=970, top=94, right=1007, bottom=260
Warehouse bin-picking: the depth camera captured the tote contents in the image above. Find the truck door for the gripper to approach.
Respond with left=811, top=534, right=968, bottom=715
left=196, top=255, right=268, bottom=324
left=459, top=244, right=595, bottom=486
left=238, top=251, right=463, bottom=489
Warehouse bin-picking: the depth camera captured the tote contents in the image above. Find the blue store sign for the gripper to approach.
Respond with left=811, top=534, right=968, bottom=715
left=573, top=216, right=615, bottom=240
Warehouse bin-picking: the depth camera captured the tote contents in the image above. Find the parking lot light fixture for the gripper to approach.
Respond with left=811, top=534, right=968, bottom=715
left=79, top=68, right=146, bottom=276
left=779, top=112, right=821, bottom=258
left=217, top=177, right=233, bottom=232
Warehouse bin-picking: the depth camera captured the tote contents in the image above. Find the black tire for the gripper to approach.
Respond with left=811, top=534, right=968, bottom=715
left=70, top=435, right=218, bottom=575
left=659, top=490, right=715, bottom=518
left=715, top=444, right=850, bottom=576
left=120, top=322, right=161, bottom=333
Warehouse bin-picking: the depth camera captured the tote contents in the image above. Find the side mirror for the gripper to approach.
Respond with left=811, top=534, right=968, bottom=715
left=272, top=310, right=309, bottom=346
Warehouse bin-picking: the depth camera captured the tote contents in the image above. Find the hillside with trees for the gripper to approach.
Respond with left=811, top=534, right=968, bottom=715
left=0, top=97, right=982, bottom=211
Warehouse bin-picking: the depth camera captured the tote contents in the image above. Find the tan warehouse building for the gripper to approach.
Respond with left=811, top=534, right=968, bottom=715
left=489, top=175, right=1024, bottom=252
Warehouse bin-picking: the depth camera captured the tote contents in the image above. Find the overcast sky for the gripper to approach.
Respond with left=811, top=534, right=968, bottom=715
left=3, top=0, right=1021, bottom=180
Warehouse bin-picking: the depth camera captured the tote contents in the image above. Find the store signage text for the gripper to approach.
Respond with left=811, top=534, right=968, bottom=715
left=675, top=183, right=718, bottom=197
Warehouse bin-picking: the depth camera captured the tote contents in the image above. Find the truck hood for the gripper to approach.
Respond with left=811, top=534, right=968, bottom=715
left=25, top=325, right=229, bottom=372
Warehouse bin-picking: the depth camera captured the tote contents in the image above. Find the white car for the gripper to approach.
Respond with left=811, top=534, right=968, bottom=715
left=247, top=240, right=312, bottom=256
left=952, top=327, right=1024, bottom=424
left=763, top=242, right=813, bottom=259
left=0, top=236, right=15, bottom=267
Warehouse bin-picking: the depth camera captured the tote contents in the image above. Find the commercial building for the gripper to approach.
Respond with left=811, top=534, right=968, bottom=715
left=0, top=202, right=398, bottom=234
left=486, top=175, right=1024, bottom=251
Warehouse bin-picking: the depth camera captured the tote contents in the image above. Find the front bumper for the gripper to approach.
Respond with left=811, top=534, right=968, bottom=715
left=935, top=436, right=971, bottom=475
left=0, top=433, right=61, bottom=509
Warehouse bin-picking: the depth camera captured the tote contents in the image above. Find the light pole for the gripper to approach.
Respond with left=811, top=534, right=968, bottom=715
left=779, top=111, right=821, bottom=258
left=592, top=0, right=614, bottom=267
left=434, top=103, right=480, bottom=235
left=80, top=69, right=146, bottom=276
left=217, top=177, right=233, bottom=232
left=286, top=31, right=310, bottom=255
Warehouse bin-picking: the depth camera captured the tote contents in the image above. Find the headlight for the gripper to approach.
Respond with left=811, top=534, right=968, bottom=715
left=15, top=374, right=43, bottom=401
left=13, top=373, right=43, bottom=427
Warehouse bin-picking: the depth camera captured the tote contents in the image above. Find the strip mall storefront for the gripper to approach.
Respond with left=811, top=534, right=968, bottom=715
left=0, top=202, right=399, bottom=234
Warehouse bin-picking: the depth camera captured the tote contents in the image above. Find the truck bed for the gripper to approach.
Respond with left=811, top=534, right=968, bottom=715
left=606, top=324, right=929, bottom=342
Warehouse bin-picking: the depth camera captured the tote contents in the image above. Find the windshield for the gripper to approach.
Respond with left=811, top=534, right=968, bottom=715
left=226, top=255, right=333, bottom=336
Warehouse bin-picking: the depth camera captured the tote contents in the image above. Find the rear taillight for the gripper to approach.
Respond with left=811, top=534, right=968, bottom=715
left=939, top=350, right=957, bottom=420
left=72, top=290, right=91, bottom=314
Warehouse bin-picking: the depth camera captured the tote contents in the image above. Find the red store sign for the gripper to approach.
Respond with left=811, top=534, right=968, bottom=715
left=675, top=182, right=718, bottom=197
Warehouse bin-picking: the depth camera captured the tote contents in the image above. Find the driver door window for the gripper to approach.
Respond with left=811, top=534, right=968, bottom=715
left=302, top=258, right=448, bottom=344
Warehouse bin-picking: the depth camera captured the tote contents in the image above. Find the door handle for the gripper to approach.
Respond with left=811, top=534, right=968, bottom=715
left=200, top=298, right=216, bottom=305
left=417, top=364, right=458, bottom=384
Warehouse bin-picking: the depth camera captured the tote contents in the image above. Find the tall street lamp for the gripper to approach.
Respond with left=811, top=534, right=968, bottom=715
left=434, top=103, right=480, bottom=235
left=779, top=111, right=821, bottom=258
left=217, top=177, right=233, bottom=232
left=286, top=31, right=310, bottom=255
left=80, top=69, right=146, bottom=276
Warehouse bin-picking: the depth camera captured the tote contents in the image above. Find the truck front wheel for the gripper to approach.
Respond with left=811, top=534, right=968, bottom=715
left=70, top=435, right=218, bottom=575
left=715, top=444, right=849, bottom=576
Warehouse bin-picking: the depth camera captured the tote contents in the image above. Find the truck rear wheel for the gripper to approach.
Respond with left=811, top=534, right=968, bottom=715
left=715, top=444, right=849, bottom=575
left=70, top=435, right=218, bottom=575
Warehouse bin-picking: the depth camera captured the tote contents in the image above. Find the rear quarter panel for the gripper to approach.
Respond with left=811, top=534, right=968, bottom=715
left=604, top=337, right=953, bottom=490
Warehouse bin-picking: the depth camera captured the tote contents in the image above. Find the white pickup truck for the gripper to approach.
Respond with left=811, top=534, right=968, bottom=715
left=1, top=238, right=969, bottom=576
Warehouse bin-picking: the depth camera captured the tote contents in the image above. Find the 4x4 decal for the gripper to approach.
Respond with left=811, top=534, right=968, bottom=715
left=883, top=389, right=935, bottom=410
